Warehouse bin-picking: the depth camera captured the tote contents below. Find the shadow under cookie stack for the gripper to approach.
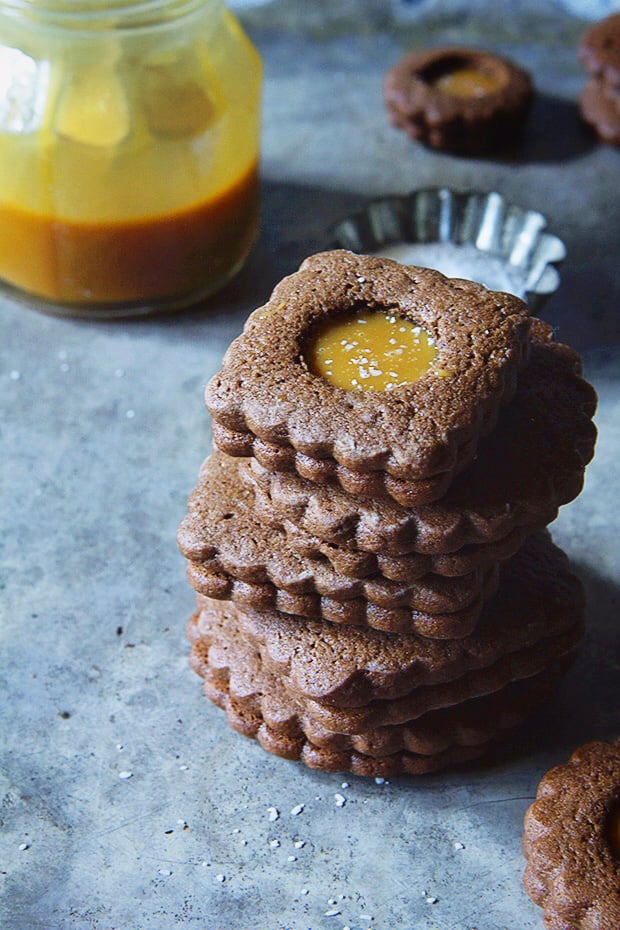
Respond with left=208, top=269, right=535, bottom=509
left=178, top=250, right=597, bottom=778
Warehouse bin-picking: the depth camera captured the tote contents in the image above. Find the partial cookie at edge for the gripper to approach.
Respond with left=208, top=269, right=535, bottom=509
left=523, top=738, right=620, bottom=930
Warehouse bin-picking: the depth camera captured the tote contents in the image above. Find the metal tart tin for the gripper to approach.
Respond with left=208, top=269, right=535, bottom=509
left=330, top=188, right=566, bottom=312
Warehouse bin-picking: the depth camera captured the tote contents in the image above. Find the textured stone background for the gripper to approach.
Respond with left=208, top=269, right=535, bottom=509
left=1, top=2, right=619, bottom=929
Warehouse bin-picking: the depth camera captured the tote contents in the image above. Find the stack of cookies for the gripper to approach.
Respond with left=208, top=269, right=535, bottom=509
left=578, top=12, right=620, bottom=146
left=178, top=250, right=597, bottom=777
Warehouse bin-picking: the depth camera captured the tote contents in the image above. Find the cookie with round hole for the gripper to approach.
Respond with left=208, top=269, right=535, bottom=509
left=383, top=47, right=533, bottom=154
left=244, top=319, right=596, bottom=561
left=523, top=738, right=620, bottom=929
left=206, top=250, right=531, bottom=507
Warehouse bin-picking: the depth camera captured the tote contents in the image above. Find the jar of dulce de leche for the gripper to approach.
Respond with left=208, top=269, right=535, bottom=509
left=0, top=0, right=261, bottom=317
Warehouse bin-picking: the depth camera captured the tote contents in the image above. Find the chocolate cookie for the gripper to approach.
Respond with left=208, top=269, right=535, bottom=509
left=202, top=652, right=566, bottom=777
left=255, top=736, right=488, bottom=777
left=580, top=78, right=620, bottom=146
left=383, top=47, right=533, bottom=154
left=523, top=739, right=620, bottom=929
left=206, top=250, right=531, bottom=507
left=245, top=320, right=596, bottom=561
left=188, top=595, right=582, bottom=733
left=180, top=452, right=499, bottom=637
left=191, top=604, right=570, bottom=758
left=190, top=532, right=582, bottom=709
left=254, top=490, right=531, bottom=581
left=579, top=12, right=620, bottom=87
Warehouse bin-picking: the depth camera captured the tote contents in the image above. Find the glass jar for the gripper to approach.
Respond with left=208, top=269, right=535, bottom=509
left=0, top=0, right=261, bottom=317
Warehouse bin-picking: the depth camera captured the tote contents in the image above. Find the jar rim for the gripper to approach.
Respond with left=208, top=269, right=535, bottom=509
left=0, top=0, right=222, bottom=30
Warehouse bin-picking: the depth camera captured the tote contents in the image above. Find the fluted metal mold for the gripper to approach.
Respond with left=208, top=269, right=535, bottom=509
left=330, top=188, right=566, bottom=312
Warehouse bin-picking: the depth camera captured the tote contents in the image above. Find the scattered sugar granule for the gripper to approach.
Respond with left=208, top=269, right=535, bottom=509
left=425, top=894, right=438, bottom=904
left=287, top=855, right=297, bottom=862
left=293, top=840, right=305, bottom=849
left=374, top=777, right=386, bottom=785
left=290, top=804, right=305, bottom=816
left=116, top=744, right=123, bottom=751
left=269, top=839, right=281, bottom=849
left=301, top=888, right=309, bottom=896
left=118, top=770, right=133, bottom=779
left=324, top=908, right=341, bottom=917
left=453, top=841, right=465, bottom=851
left=341, top=782, right=349, bottom=789
left=268, top=806, right=279, bottom=822
left=158, top=869, right=172, bottom=876
left=178, top=764, right=188, bottom=771
left=334, top=794, right=346, bottom=808
left=215, top=874, right=226, bottom=883
left=18, top=843, right=29, bottom=851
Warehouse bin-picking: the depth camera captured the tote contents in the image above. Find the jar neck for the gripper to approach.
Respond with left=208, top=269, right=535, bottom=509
left=0, top=0, right=223, bottom=31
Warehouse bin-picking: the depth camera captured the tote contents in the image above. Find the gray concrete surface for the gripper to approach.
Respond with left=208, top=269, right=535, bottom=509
left=1, top=3, right=619, bottom=929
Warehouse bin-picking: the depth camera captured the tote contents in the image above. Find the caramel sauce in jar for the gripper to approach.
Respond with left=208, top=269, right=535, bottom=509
left=0, top=0, right=261, bottom=317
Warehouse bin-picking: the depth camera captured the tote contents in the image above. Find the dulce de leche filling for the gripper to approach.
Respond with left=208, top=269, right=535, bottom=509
left=307, top=309, right=438, bottom=392
left=433, top=67, right=504, bottom=98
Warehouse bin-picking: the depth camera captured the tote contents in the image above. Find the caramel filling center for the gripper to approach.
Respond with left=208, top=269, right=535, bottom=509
left=307, top=309, right=438, bottom=392
left=433, top=67, right=503, bottom=98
